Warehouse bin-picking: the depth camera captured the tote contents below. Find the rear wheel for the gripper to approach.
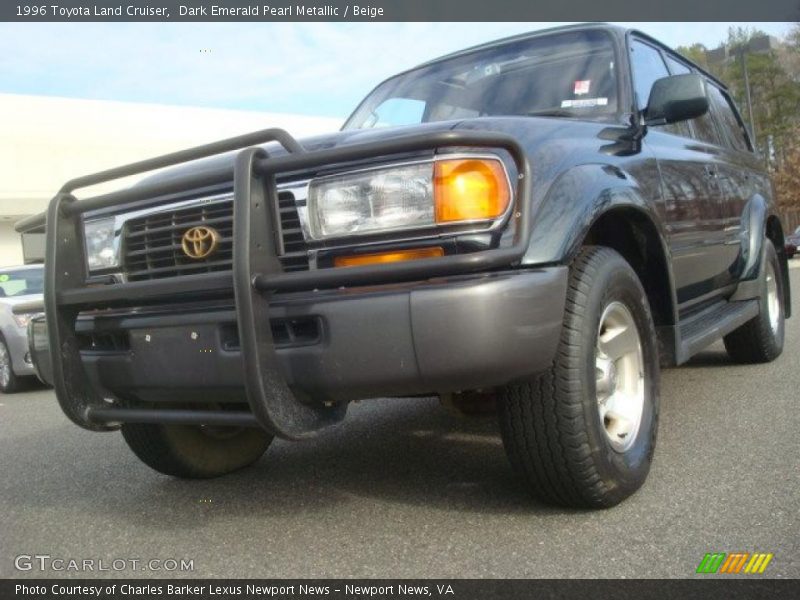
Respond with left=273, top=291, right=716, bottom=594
left=724, top=240, right=785, bottom=364
left=121, top=422, right=273, bottom=478
left=499, top=246, right=660, bottom=508
left=0, top=338, right=21, bottom=394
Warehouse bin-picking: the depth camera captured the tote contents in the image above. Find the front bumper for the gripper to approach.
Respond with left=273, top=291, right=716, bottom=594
left=31, top=268, right=566, bottom=404
left=33, top=127, right=540, bottom=439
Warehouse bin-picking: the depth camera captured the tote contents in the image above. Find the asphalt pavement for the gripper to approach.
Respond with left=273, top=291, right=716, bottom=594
left=1, top=266, right=799, bottom=579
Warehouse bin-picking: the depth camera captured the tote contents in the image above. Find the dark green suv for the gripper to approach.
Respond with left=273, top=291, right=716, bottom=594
left=18, top=24, right=790, bottom=508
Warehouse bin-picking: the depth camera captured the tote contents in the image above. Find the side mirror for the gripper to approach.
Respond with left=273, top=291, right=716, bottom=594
left=644, top=73, right=709, bottom=125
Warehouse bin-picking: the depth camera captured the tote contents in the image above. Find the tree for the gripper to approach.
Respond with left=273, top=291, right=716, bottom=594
left=772, top=127, right=800, bottom=209
left=699, top=27, right=800, bottom=173
left=676, top=27, right=800, bottom=208
left=675, top=43, right=710, bottom=70
left=777, top=23, right=800, bottom=82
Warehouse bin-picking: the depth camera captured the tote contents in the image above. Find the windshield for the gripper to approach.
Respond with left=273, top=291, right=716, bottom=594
left=345, top=29, right=619, bottom=130
left=0, top=268, right=44, bottom=298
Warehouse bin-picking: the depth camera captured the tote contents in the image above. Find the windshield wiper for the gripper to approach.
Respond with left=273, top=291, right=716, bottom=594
left=525, top=108, right=580, bottom=118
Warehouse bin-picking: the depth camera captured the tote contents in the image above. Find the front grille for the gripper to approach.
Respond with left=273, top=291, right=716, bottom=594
left=77, top=331, right=130, bottom=353
left=277, top=193, right=310, bottom=272
left=123, top=191, right=309, bottom=281
left=219, top=317, right=321, bottom=350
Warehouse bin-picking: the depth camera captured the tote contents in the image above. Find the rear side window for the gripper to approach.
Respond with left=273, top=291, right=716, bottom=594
left=630, top=39, right=670, bottom=110
left=707, top=84, right=751, bottom=152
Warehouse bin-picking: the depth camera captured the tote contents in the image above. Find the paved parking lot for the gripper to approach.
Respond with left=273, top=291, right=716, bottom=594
left=1, top=266, right=798, bottom=579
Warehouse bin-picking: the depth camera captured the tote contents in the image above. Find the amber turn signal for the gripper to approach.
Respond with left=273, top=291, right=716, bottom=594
left=434, top=158, right=511, bottom=224
left=334, top=247, right=444, bottom=268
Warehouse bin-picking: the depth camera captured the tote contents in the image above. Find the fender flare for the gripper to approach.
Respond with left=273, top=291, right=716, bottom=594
left=729, top=195, right=791, bottom=318
left=521, top=163, right=680, bottom=361
left=737, top=194, right=769, bottom=282
left=522, top=165, right=675, bottom=304
left=522, top=163, right=670, bottom=264
left=729, top=194, right=770, bottom=303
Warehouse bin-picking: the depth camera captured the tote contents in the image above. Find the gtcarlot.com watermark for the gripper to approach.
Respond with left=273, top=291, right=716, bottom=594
left=14, top=554, right=194, bottom=573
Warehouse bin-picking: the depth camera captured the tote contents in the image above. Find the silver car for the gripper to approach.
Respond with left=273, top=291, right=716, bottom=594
left=0, top=265, right=44, bottom=393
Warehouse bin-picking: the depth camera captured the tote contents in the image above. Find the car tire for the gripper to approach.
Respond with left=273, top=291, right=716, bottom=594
left=0, top=337, right=21, bottom=394
left=498, top=246, right=660, bottom=508
left=121, top=422, right=273, bottom=479
left=724, top=240, right=785, bottom=364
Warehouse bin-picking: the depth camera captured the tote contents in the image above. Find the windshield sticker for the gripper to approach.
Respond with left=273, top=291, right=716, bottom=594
left=574, top=80, right=591, bottom=95
left=0, top=274, right=9, bottom=282
left=561, top=98, right=608, bottom=109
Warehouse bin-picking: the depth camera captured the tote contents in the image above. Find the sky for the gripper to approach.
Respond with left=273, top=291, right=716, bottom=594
left=0, top=22, right=792, bottom=119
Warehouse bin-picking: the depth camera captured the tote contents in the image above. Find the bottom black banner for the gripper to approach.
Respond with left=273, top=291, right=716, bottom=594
left=2, top=579, right=797, bottom=600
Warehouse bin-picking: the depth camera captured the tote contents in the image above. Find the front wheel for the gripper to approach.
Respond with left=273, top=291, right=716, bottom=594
left=0, top=337, right=21, bottom=394
left=499, top=246, right=660, bottom=508
left=121, top=422, right=273, bottom=478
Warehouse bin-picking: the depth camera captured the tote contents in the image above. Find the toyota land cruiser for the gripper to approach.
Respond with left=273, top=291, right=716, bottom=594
left=16, top=24, right=791, bottom=508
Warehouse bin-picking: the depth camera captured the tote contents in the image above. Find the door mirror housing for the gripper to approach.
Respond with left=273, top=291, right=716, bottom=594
left=644, top=73, right=709, bottom=125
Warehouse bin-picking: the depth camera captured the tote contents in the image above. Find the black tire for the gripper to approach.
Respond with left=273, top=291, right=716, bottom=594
left=0, top=337, right=22, bottom=394
left=724, top=240, right=785, bottom=364
left=121, top=422, right=273, bottom=478
left=499, top=246, right=660, bottom=508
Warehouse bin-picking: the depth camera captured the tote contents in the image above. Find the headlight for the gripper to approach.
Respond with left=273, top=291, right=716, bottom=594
left=307, top=158, right=510, bottom=240
left=13, top=313, right=32, bottom=328
left=83, top=217, right=119, bottom=270
left=433, top=158, right=511, bottom=223
left=308, top=163, right=434, bottom=239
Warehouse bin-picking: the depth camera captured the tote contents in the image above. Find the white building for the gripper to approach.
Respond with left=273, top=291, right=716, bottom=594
left=0, top=93, right=342, bottom=266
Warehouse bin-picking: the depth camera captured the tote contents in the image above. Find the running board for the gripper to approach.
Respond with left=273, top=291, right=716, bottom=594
left=676, top=299, right=759, bottom=364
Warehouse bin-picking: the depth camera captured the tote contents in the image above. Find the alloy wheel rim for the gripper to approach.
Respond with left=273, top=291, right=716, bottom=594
left=0, top=343, right=10, bottom=388
left=595, top=301, right=645, bottom=452
left=765, top=262, right=780, bottom=335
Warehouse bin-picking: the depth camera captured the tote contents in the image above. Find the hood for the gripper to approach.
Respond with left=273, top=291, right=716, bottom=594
left=0, top=293, right=43, bottom=309
left=138, top=119, right=465, bottom=188
left=135, top=115, right=617, bottom=190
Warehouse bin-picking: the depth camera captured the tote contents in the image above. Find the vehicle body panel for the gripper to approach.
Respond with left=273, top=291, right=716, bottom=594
left=15, top=23, right=789, bottom=435
left=0, top=266, right=44, bottom=379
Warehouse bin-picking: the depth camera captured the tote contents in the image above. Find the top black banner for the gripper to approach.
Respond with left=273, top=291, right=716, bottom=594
left=3, top=0, right=800, bottom=22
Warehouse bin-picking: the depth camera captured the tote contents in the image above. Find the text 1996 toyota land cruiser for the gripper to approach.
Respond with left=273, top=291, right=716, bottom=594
left=16, top=24, right=791, bottom=508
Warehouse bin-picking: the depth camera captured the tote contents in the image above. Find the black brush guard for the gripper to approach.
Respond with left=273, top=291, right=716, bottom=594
left=40, top=128, right=532, bottom=440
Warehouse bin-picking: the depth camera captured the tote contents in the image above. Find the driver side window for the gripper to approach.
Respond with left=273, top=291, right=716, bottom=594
left=630, top=39, right=669, bottom=111
left=631, top=40, right=690, bottom=138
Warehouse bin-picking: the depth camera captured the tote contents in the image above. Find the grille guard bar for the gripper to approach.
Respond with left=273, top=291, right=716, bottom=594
left=39, top=127, right=532, bottom=439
